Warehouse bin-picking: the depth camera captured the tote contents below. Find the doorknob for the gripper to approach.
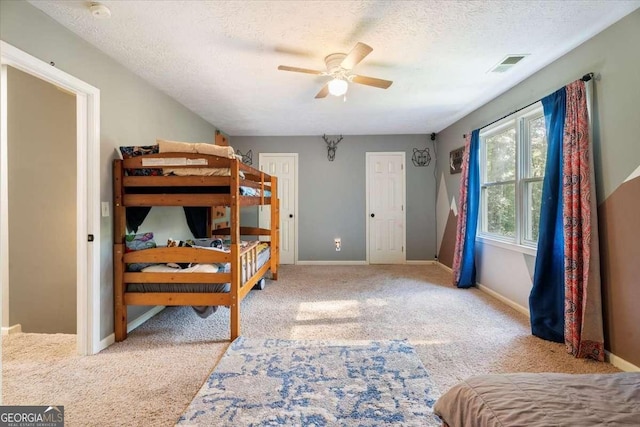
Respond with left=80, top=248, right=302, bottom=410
left=289, top=214, right=294, bottom=218
left=370, top=213, right=375, bottom=218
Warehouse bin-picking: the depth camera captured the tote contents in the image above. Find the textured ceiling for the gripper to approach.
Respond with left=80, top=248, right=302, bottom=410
left=29, top=1, right=639, bottom=136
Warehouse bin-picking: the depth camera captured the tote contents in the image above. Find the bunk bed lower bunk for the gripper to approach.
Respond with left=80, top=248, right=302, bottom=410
left=113, top=145, right=279, bottom=342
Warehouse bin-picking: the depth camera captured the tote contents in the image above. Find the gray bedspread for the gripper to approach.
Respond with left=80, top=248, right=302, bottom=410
left=434, top=372, right=640, bottom=427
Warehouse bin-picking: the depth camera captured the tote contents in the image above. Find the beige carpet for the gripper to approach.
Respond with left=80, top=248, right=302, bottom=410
left=3, top=265, right=619, bottom=426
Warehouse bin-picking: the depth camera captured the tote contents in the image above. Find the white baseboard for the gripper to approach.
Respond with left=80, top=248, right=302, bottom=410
left=436, top=261, right=453, bottom=273
left=97, top=306, right=165, bottom=352
left=1, top=324, right=22, bottom=335
left=436, top=262, right=639, bottom=371
left=98, top=334, right=114, bottom=352
left=295, top=261, right=435, bottom=266
left=296, top=261, right=368, bottom=266
left=435, top=262, right=529, bottom=316
left=476, top=283, right=530, bottom=317
left=127, top=306, right=165, bottom=333
left=477, top=283, right=640, bottom=371
left=606, top=351, right=640, bottom=372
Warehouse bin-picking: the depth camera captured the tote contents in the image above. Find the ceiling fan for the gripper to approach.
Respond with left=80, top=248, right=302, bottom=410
left=277, top=42, right=393, bottom=99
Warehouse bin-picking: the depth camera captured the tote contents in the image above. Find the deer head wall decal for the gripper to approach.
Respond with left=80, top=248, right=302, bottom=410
left=322, top=134, right=343, bottom=161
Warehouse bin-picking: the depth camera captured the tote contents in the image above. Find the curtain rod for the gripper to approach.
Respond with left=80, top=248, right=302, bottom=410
left=463, top=72, right=596, bottom=138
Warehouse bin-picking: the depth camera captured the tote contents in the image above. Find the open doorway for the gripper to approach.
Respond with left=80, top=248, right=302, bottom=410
left=7, top=66, right=77, bottom=334
left=1, top=41, right=100, bottom=354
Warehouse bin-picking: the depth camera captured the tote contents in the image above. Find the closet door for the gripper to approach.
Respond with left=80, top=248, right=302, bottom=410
left=259, top=153, right=298, bottom=264
left=366, top=152, right=406, bottom=264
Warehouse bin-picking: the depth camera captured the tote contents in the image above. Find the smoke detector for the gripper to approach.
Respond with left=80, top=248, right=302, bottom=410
left=89, top=2, right=111, bottom=19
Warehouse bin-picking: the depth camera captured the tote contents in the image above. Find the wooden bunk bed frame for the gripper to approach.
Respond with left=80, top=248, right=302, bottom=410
left=113, top=151, right=279, bottom=342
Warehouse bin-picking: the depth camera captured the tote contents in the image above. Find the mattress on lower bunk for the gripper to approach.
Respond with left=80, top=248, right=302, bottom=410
left=126, top=244, right=271, bottom=294
left=127, top=243, right=270, bottom=318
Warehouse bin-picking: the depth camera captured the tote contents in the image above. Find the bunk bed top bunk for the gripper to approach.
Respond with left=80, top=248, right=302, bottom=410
left=112, top=139, right=279, bottom=343
left=117, top=153, right=274, bottom=206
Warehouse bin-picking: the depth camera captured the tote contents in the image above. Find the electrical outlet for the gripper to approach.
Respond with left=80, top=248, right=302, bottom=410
left=101, top=202, right=110, bottom=217
left=334, top=238, right=341, bottom=251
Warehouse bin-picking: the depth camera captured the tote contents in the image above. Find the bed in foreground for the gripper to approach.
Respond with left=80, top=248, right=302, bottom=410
left=434, top=372, right=640, bottom=426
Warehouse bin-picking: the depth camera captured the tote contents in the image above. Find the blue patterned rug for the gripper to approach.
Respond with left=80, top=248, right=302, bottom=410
left=177, top=337, right=440, bottom=426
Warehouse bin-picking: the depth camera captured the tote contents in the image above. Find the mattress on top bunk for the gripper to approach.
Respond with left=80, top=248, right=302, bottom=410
left=161, top=167, right=246, bottom=179
left=122, top=185, right=270, bottom=197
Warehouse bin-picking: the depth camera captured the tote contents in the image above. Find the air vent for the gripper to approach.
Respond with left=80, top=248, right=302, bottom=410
left=489, top=55, right=528, bottom=73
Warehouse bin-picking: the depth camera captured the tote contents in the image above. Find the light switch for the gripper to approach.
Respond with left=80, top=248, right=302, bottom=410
left=101, top=202, right=110, bottom=217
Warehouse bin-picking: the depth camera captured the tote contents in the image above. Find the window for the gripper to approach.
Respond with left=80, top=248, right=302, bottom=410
left=479, top=103, right=547, bottom=249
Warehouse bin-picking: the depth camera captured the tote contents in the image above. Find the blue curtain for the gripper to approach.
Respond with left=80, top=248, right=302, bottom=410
left=457, top=129, right=480, bottom=288
left=529, top=88, right=566, bottom=343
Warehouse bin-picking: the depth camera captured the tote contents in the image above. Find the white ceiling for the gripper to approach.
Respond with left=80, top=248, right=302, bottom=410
left=29, top=1, right=639, bottom=136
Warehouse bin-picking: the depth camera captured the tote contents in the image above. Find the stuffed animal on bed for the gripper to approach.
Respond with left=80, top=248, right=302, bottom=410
left=192, top=238, right=224, bottom=249
left=167, top=238, right=195, bottom=269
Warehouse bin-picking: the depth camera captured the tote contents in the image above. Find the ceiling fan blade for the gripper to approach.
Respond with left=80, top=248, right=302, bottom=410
left=340, top=42, right=373, bottom=70
left=277, top=65, right=324, bottom=75
left=351, top=75, right=393, bottom=89
left=274, top=45, right=316, bottom=58
left=315, top=84, right=329, bottom=99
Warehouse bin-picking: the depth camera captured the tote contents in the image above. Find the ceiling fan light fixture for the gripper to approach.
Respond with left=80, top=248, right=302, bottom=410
left=277, top=42, right=392, bottom=99
left=328, top=78, right=348, bottom=96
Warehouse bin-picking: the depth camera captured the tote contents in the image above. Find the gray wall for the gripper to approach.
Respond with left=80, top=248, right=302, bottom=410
left=8, top=67, right=76, bottom=333
left=435, top=10, right=640, bottom=366
left=1, top=1, right=217, bottom=339
left=233, top=135, right=437, bottom=261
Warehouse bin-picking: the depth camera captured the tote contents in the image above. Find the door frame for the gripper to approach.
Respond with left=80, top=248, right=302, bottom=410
left=258, top=152, right=299, bottom=264
left=365, top=151, right=407, bottom=264
left=0, top=41, right=101, bottom=355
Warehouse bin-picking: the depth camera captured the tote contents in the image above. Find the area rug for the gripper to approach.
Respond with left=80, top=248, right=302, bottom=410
left=177, top=337, right=440, bottom=426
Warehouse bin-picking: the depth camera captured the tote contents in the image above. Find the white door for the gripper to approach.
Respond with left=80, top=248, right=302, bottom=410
left=259, top=153, right=297, bottom=264
left=367, top=152, right=406, bottom=264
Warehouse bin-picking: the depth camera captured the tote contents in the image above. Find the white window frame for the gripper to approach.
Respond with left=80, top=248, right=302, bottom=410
left=478, top=102, right=544, bottom=255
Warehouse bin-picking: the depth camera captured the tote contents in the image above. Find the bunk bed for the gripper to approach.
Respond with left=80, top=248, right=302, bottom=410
left=112, top=141, right=279, bottom=342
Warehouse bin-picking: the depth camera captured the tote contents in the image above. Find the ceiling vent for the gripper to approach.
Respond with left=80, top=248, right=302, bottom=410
left=490, top=55, right=528, bottom=73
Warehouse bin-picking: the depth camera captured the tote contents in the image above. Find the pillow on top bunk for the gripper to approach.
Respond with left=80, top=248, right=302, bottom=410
left=119, top=145, right=162, bottom=176
left=194, top=142, right=235, bottom=159
left=157, top=139, right=244, bottom=178
left=125, top=232, right=158, bottom=271
left=157, top=139, right=235, bottom=159
left=156, top=139, right=197, bottom=154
